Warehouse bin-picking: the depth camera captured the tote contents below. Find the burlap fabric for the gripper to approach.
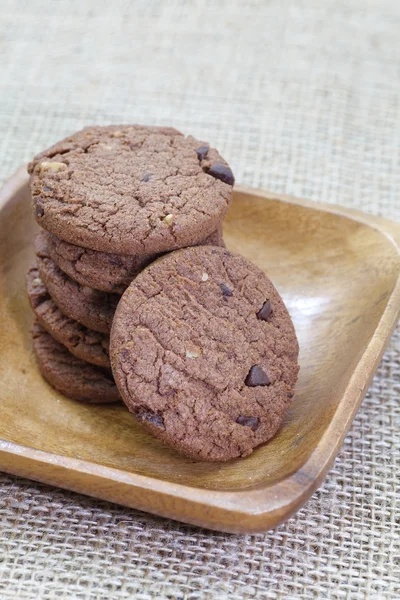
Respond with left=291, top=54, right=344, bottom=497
left=0, top=1, right=399, bottom=598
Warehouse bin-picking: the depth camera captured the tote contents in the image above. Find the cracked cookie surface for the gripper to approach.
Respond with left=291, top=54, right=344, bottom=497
left=27, top=265, right=110, bottom=367
left=32, top=322, right=120, bottom=404
left=110, top=246, right=299, bottom=461
left=35, top=231, right=119, bottom=333
left=45, top=225, right=225, bottom=294
left=28, top=125, right=233, bottom=254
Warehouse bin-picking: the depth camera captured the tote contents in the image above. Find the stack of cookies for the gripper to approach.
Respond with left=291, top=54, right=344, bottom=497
left=26, top=125, right=233, bottom=405
left=27, top=124, right=299, bottom=461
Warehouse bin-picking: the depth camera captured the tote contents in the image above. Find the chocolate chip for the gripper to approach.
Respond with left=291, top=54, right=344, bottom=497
left=287, top=392, right=294, bottom=399
left=142, top=173, right=152, bottom=182
left=136, top=409, right=164, bottom=428
left=43, top=186, right=52, bottom=193
left=245, top=365, right=270, bottom=387
left=164, top=389, right=176, bottom=397
left=36, top=203, right=44, bottom=217
left=236, top=416, right=260, bottom=431
left=220, top=283, right=232, bottom=296
left=207, top=163, right=235, bottom=186
left=257, top=299, right=272, bottom=321
left=121, top=348, right=131, bottom=360
left=196, top=145, right=209, bottom=161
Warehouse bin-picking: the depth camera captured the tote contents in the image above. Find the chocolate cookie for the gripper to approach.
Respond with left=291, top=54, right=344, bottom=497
left=35, top=231, right=119, bottom=333
left=27, top=265, right=110, bottom=368
left=45, top=225, right=225, bottom=294
left=110, top=246, right=299, bottom=461
left=32, top=322, right=119, bottom=404
left=203, top=226, right=225, bottom=248
left=28, top=125, right=234, bottom=254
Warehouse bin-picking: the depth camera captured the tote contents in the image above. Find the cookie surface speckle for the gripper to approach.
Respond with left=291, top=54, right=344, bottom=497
left=110, top=246, right=299, bottom=461
left=28, top=125, right=233, bottom=254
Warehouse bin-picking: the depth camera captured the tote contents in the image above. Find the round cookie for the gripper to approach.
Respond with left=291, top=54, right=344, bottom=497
left=35, top=231, right=119, bottom=334
left=110, top=246, right=299, bottom=462
left=27, top=265, right=110, bottom=368
left=32, top=322, right=119, bottom=404
left=45, top=225, right=225, bottom=294
left=45, top=233, right=155, bottom=294
left=28, top=125, right=234, bottom=255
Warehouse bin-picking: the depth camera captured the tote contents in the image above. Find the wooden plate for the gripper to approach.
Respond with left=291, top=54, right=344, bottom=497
left=1, top=167, right=399, bottom=534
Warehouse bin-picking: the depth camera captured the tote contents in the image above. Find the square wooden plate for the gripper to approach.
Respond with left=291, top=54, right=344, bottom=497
left=1, top=167, right=399, bottom=533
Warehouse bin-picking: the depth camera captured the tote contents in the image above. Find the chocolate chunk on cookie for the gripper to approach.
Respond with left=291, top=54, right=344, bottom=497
left=45, top=225, right=225, bottom=294
left=28, top=125, right=233, bottom=254
left=32, top=322, right=120, bottom=404
left=27, top=265, right=110, bottom=367
left=110, top=246, right=299, bottom=461
left=35, top=231, right=119, bottom=333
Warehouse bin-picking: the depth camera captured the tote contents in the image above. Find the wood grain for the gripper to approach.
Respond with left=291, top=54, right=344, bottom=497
left=0, top=166, right=399, bottom=533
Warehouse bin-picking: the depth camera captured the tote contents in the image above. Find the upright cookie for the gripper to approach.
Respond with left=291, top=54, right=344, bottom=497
left=110, top=246, right=299, bottom=461
left=35, top=231, right=119, bottom=334
left=32, top=322, right=119, bottom=404
left=27, top=265, right=110, bottom=368
left=45, top=225, right=225, bottom=294
left=28, top=125, right=234, bottom=254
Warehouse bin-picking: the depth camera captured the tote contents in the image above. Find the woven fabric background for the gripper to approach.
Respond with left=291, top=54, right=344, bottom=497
left=0, top=1, right=399, bottom=598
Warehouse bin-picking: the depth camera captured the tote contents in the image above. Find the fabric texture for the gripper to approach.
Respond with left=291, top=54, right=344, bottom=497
left=0, top=0, right=399, bottom=598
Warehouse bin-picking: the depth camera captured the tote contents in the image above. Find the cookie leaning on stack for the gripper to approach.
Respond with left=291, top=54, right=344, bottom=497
left=26, top=124, right=233, bottom=404
left=111, top=246, right=299, bottom=461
